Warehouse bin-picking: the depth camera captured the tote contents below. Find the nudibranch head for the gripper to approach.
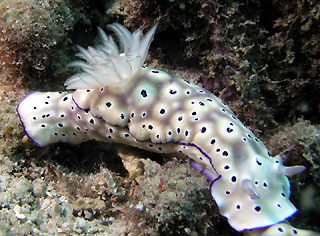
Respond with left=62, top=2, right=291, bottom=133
left=210, top=152, right=298, bottom=231
left=64, top=23, right=158, bottom=89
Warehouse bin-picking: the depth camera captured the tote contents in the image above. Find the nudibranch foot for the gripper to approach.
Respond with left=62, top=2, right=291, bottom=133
left=244, top=222, right=320, bottom=236
left=191, top=161, right=219, bottom=182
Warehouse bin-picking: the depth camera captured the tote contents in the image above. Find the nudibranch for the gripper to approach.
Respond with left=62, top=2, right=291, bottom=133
left=17, top=23, right=319, bottom=235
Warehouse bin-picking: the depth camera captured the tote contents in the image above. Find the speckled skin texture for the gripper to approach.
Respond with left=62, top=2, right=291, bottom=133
left=18, top=65, right=297, bottom=232
left=73, top=67, right=298, bottom=231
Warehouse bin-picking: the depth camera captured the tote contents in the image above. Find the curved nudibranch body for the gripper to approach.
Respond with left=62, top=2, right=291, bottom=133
left=17, top=23, right=307, bottom=233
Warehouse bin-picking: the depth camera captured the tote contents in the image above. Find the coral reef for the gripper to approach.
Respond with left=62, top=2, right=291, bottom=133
left=0, top=0, right=319, bottom=235
left=0, top=0, right=74, bottom=86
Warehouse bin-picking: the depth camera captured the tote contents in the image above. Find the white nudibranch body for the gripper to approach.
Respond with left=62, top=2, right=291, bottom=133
left=17, top=23, right=317, bottom=235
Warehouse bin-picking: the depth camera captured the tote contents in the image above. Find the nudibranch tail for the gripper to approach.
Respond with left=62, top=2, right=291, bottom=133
left=16, top=91, right=98, bottom=147
left=64, top=23, right=158, bottom=90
